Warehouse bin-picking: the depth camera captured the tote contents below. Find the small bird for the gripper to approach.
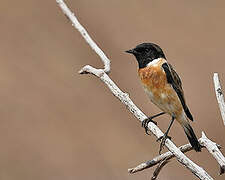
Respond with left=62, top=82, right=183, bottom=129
left=125, top=43, right=201, bottom=153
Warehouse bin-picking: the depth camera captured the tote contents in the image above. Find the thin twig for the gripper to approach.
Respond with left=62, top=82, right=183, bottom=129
left=213, top=73, right=225, bottom=126
left=56, top=0, right=110, bottom=73
left=56, top=1, right=214, bottom=179
left=128, top=143, right=193, bottom=174
left=151, top=157, right=170, bottom=180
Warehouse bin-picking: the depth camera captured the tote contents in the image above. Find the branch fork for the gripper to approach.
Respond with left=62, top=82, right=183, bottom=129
left=128, top=131, right=225, bottom=179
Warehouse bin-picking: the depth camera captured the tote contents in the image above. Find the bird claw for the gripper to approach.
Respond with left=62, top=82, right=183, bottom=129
left=142, top=117, right=157, bottom=135
left=157, top=134, right=171, bottom=154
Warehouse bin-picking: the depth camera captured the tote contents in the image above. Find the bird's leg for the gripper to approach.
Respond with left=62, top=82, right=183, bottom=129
left=157, top=116, right=175, bottom=154
left=142, top=112, right=165, bottom=135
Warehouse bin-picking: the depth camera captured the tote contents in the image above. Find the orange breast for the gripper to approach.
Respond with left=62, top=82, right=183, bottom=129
left=138, top=65, right=167, bottom=89
left=138, top=59, right=183, bottom=117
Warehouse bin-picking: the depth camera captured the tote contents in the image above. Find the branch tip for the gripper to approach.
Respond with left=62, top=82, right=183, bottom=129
left=79, top=69, right=89, bottom=74
left=128, top=168, right=133, bottom=174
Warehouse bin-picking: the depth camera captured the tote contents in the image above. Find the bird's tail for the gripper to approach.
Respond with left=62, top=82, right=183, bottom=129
left=182, top=121, right=201, bottom=152
left=178, top=114, right=201, bottom=152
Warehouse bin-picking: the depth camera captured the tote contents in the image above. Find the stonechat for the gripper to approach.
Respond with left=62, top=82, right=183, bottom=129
left=126, top=43, right=201, bottom=153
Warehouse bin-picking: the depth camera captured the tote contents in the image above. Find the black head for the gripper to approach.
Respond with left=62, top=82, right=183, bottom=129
left=125, top=43, right=166, bottom=68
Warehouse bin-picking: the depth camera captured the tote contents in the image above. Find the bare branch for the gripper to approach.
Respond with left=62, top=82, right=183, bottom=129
left=128, top=143, right=192, bottom=174
left=56, top=0, right=110, bottom=73
left=128, top=131, right=224, bottom=175
left=151, top=157, right=170, bottom=180
left=213, top=73, right=225, bottom=126
left=201, top=132, right=225, bottom=175
left=56, top=1, right=214, bottom=179
left=79, top=67, right=214, bottom=180
left=79, top=66, right=213, bottom=179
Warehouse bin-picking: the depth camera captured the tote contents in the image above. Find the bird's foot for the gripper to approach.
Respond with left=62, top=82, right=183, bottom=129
left=157, top=134, right=171, bottom=154
left=142, top=117, right=157, bottom=135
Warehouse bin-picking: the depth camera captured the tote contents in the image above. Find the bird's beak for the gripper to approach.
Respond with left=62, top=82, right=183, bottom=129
left=125, top=49, right=135, bottom=54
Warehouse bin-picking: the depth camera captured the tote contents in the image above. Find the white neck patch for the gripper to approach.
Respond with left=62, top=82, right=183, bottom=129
left=146, top=58, right=161, bottom=67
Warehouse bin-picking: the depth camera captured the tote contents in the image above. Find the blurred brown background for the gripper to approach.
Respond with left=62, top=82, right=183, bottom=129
left=1, top=0, right=225, bottom=179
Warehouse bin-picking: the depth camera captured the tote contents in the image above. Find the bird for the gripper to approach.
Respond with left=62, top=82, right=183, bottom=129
left=125, top=43, right=201, bottom=153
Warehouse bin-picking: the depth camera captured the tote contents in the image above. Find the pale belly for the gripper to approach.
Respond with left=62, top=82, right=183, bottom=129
left=143, top=85, right=183, bottom=117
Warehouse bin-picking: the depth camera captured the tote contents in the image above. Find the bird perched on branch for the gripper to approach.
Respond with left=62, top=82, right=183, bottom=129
left=125, top=43, right=201, bottom=153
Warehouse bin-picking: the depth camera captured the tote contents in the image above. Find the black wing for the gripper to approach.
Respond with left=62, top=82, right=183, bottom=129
left=162, top=63, right=193, bottom=121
